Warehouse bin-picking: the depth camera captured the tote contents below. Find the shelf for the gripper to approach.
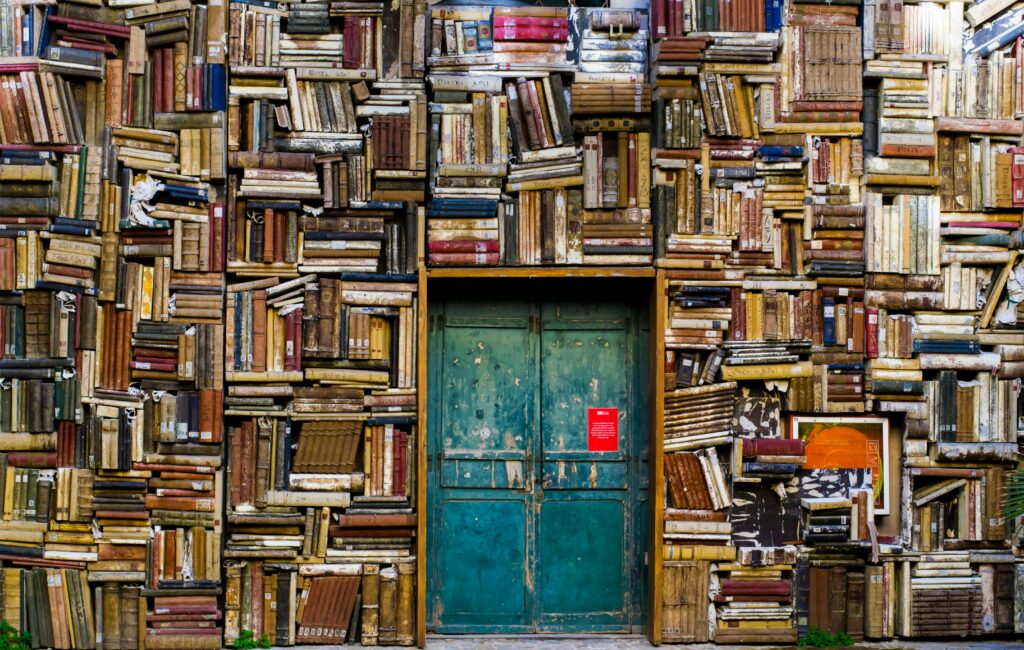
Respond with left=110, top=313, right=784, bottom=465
left=426, top=265, right=657, bottom=279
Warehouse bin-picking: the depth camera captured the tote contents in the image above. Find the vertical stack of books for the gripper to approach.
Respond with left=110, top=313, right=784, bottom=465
left=0, top=0, right=230, bottom=643
left=714, top=559, right=797, bottom=644
left=222, top=0, right=421, bottom=646
left=575, top=9, right=652, bottom=265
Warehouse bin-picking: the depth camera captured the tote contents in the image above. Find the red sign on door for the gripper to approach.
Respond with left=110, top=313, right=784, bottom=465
left=588, top=408, right=619, bottom=452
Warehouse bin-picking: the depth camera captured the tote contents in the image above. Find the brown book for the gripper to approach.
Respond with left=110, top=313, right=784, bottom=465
left=378, top=566, right=398, bottom=645
left=662, top=561, right=710, bottom=642
left=361, top=564, right=380, bottom=645
left=251, top=290, right=267, bottom=371
left=103, top=584, right=122, bottom=649
left=846, top=571, right=865, bottom=640
left=297, top=576, right=360, bottom=644
left=396, top=563, right=415, bottom=644
left=316, top=278, right=337, bottom=358
left=860, top=569, right=884, bottom=638
left=809, top=566, right=830, bottom=631
left=255, top=418, right=272, bottom=508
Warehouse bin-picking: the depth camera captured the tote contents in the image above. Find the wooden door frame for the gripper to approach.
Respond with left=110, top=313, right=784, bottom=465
left=415, top=268, right=665, bottom=647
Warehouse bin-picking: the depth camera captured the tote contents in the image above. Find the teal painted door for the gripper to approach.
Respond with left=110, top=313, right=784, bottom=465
left=428, top=294, right=648, bottom=634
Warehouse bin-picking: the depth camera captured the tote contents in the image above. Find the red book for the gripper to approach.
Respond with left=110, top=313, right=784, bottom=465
left=162, top=47, right=174, bottom=113
left=742, top=438, right=806, bottom=457
left=865, top=307, right=879, bottom=357
left=492, top=26, right=568, bottom=41
left=720, top=579, right=792, bottom=596
left=492, top=16, right=568, bottom=28
left=152, top=48, right=164, bottom=115
left=7, top=451, right=57, bottom=468
left=428, top=252, right=499, bottom=266
left=130, top=360, right=177, bottom=371
left=55, top=37, right=117, bottom=55
left=47, top=15, right=131, bottom=38
left=427, top=240, right=499, bottom=253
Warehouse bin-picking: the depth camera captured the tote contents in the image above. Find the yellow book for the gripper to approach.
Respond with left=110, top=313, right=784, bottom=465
left=139, top=265, right=154, bottom=320
left=721, top=361, right=814, bottom=381
left=662, top=544, right=736, bottom=561
left=773, top=122, right=863, bottom=135
left=637, top=132, right=651, bottom=209
left=315, top=506, right=330, bottom=557
left=3, top=467, right=17, bottom=520
left=505, top=175, right=585, bottom=192
left=865, top=173, right=941, bottom=187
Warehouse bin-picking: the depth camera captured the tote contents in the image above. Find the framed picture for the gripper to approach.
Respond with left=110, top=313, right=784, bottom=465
left=788, top=415, right=891, bottom=515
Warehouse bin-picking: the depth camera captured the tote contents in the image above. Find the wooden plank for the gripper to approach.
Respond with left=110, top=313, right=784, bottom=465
left=416, top=264, right=428, bottom=648
left=648, top=269, right=667, bottom=645
left=427, top=266, right=656, bottom=279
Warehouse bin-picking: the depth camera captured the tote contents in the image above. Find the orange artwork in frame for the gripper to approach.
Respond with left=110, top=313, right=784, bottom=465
left=788, top=415, right=890, bottom=515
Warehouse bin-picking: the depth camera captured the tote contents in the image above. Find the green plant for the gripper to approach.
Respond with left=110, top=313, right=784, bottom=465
left=232, top=628, right=271, bottom=649
left=1005, top=469, right=1024, bottom=521
left=0, top=621, right=31, bottom=650
left=798, top=626, right=854, bottom=648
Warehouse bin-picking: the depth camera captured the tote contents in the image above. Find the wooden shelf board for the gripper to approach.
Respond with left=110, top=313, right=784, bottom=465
left=426, top=266, right=656, bottom=279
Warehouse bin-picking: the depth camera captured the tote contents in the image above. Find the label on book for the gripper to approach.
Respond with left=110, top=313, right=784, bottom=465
left=587, top=408, right=619, bottom=452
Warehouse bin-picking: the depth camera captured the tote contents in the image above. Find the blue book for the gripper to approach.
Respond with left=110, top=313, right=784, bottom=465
left=759, top=146, right=804, bottom=157
left=827, top=363, right=864, bottom=372
left=34, top=280, right=97, bottom=296
left=54, top=217, right=99, bottom=229
left=743, top=462, right=799, bottom=474
left=477, top=18, right=493, bottom=51
left=967, top=6, right=1024, bottom=57
left=36, top=6, right=56, bottom=58
left=0, top=156, right=47, bottom=165
left=229, top=0, right=281, bottom=9
left=765, top=0, right=782, bottom=32
left=367, top=416, right=416, bottom=426
left=282, top=419, right=294, bottom=484
left=209, top=64, right=227, bottom=111
left=49, top=223, right=95, bottom=237
left=822, top=297, right=836, bottom=346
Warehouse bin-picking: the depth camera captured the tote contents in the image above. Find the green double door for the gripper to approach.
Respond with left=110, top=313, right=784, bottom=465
left=427, top=290, right=648, bottom=633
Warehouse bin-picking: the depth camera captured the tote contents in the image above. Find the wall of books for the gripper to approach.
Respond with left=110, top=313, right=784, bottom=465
left=651, top=0, right=1024, bottom=642
left=0, top=0, right=1023, bottom=647
left=0, top=0, right=424, bottom=645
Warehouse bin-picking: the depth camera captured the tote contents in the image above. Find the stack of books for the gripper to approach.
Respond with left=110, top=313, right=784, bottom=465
left=221, top=0, right=421, bottom=645
left=714, top=561, right=797, bottom=644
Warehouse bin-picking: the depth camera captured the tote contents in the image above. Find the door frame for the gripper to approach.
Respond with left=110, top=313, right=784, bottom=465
left=415, top=270, right=665, bottom=646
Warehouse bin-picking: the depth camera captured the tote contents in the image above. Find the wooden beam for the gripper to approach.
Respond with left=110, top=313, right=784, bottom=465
left=416, top=264, right=428, bottom=648
left=647, top=269, right=667, bottom=645
left=426, top=266, right=656, bottom=279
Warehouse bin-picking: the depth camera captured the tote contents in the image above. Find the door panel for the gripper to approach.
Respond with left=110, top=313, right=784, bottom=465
left=429, top=294, right=647, bottom=634
left=437, top=498, right=530, bottom=629
left=536, top=302, right=632, bottom=630
left=537, top=496, right=628, bottom=631
left=438, top=300, right=532, bottom=490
